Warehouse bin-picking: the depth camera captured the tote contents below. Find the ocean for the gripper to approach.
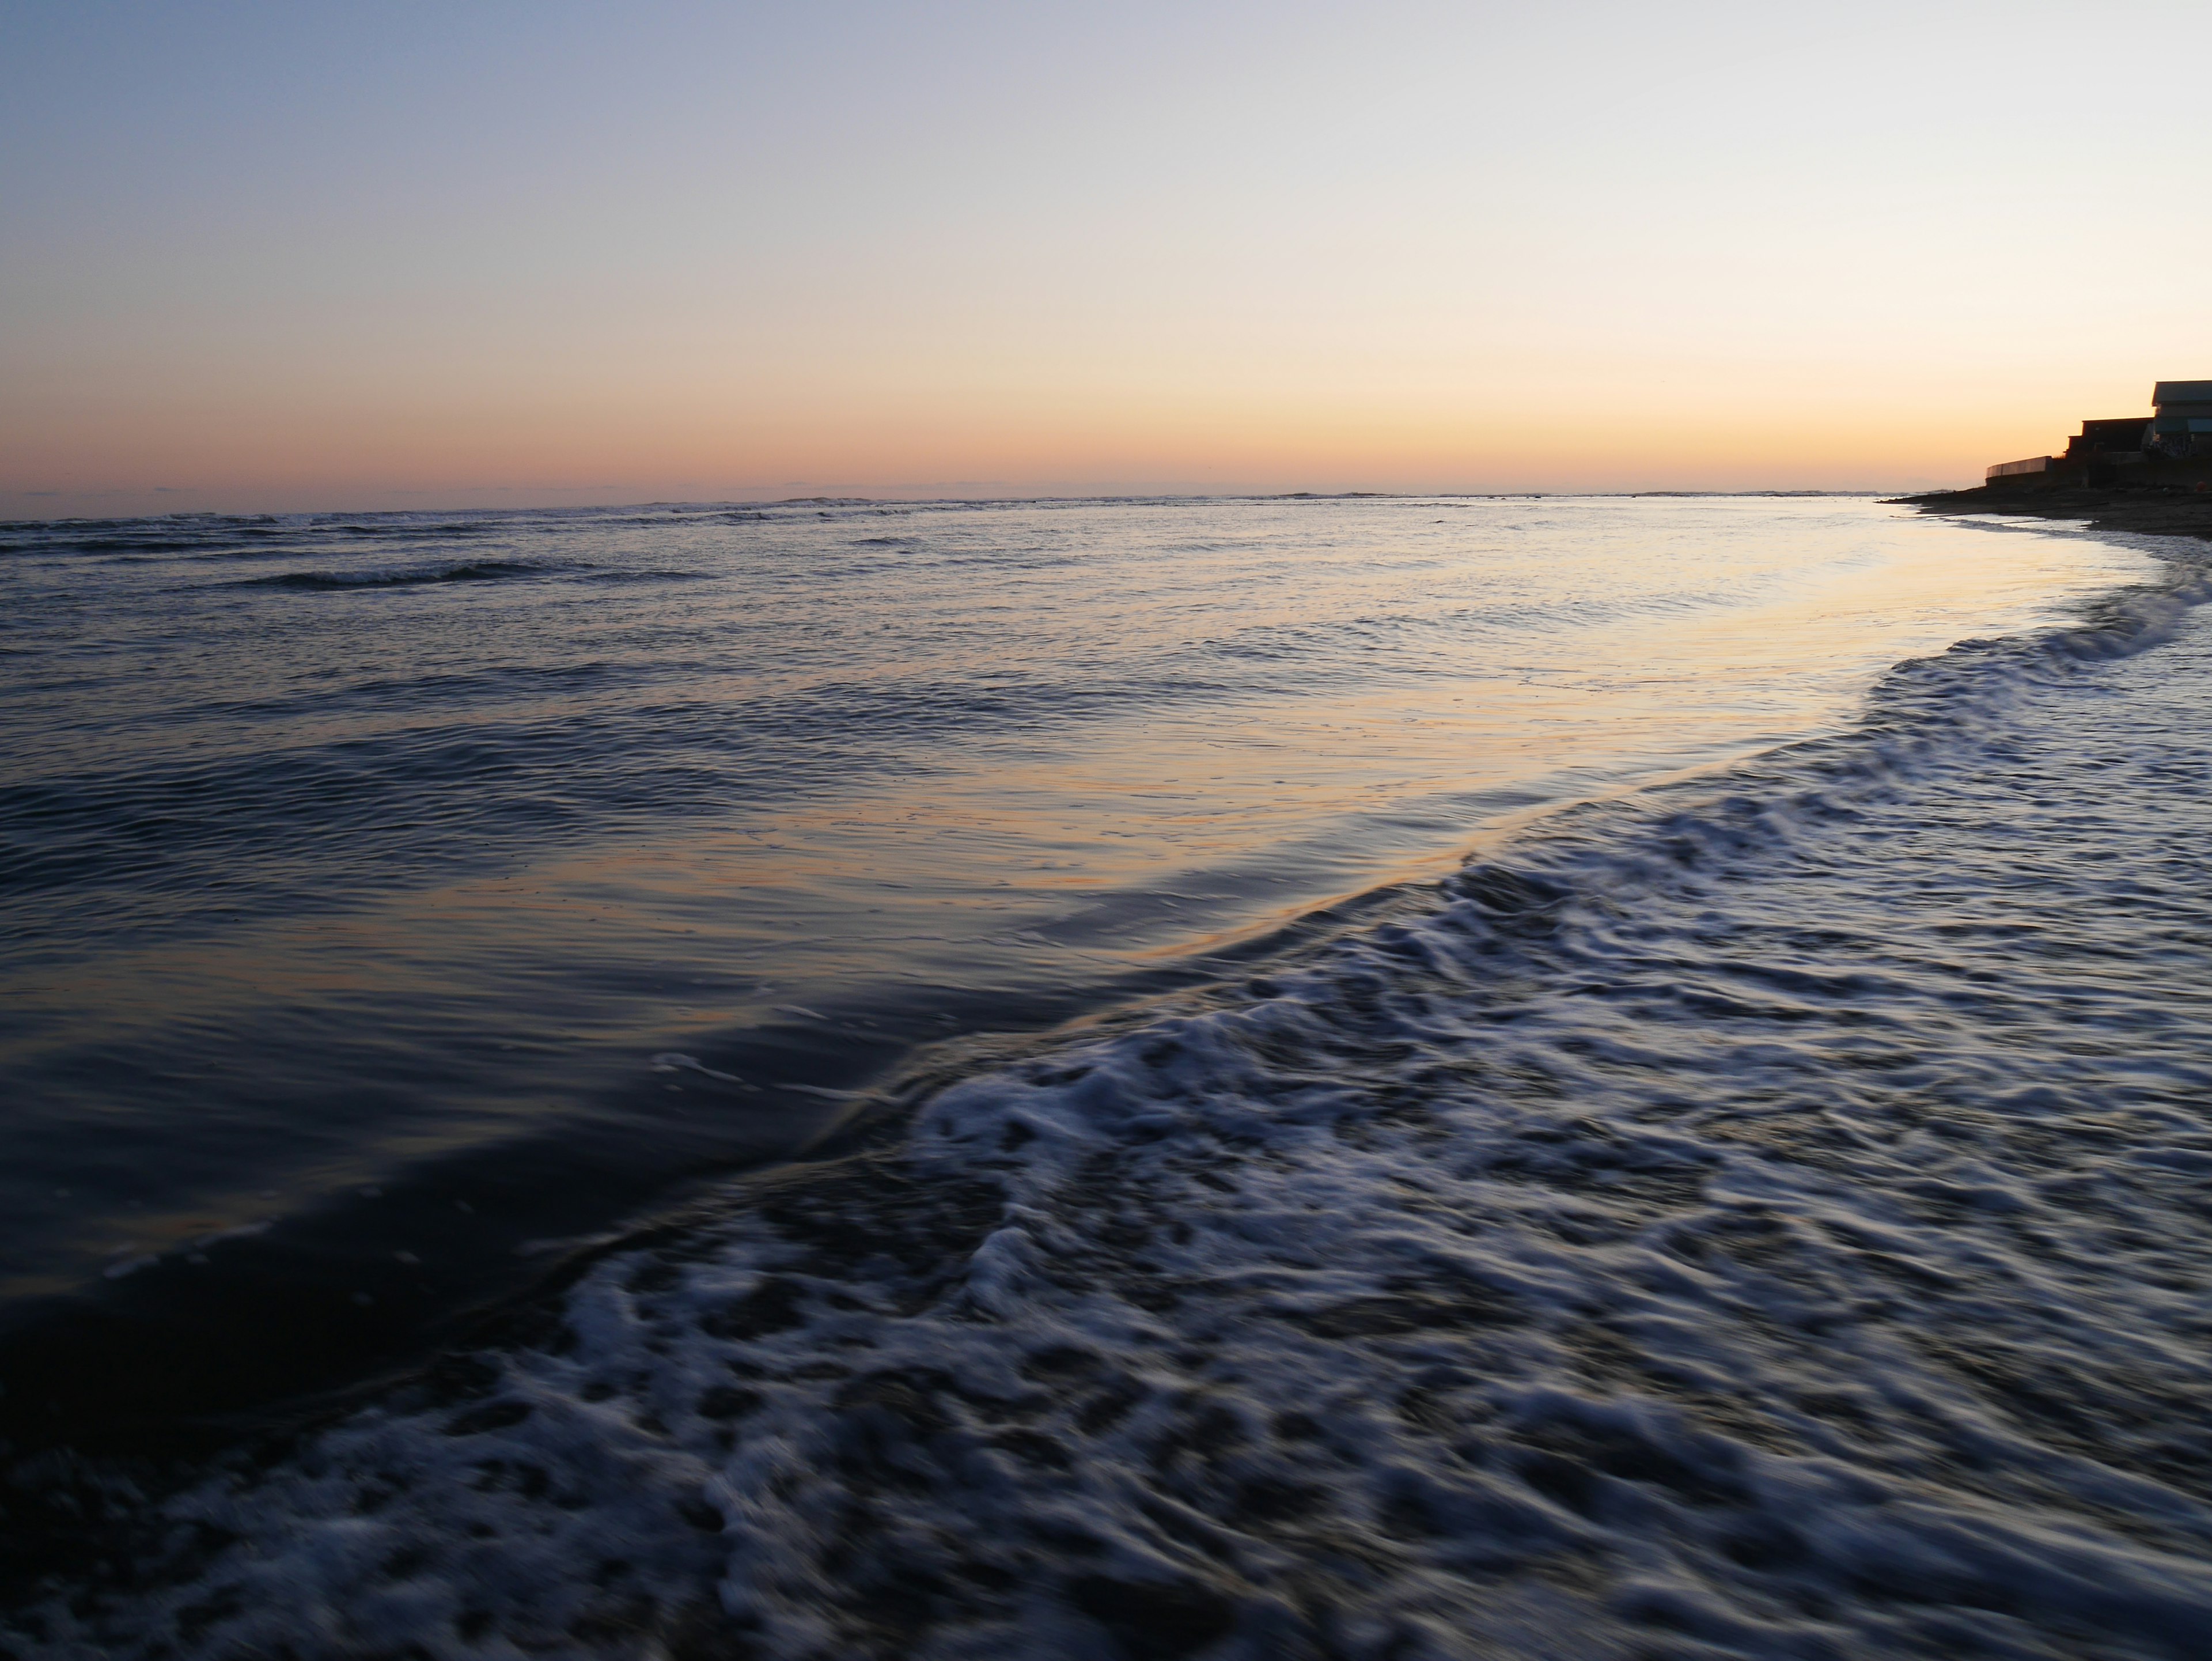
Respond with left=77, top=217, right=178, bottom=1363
left=4, top=495, right=2208, bottom=1659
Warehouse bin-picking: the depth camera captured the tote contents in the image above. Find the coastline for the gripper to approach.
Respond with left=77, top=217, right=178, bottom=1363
left=1896, top=482, right=2212, bottom=543
left=9, top=500, right=2212, bottom=1656
left=18, top=511, right=2212, bottom=1659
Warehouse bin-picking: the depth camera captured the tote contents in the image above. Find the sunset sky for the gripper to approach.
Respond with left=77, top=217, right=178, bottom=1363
left=4, top=0, right=2207, bottom=516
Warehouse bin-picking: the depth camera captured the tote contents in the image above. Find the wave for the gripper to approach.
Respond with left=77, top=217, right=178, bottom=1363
left=10, top=550, right=2212, bottom=1658
left=298, top=519, right=500, bottom=540
left=1, top=516, right=527, bottom=563
left=233, top=559, right=558, bottom=591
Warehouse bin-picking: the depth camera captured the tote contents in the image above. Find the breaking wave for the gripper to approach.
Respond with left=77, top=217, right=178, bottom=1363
left=8, top=547, right=2212, bottom=1660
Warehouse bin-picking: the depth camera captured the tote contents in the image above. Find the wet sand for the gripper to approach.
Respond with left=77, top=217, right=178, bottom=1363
left=1899, top=484, right=2212, bottom=543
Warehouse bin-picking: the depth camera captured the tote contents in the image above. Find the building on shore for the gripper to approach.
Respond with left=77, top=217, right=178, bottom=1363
left=2149, top=381, right=2212, bottom=459
left=2063, top=417, right=2150, bottom=463
left=1985, top=381, right=2209, bottom=486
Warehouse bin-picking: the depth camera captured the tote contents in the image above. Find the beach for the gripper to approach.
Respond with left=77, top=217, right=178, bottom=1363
left=8, top=3, right=2210, bottom=1653
left=1902, top=484, right=2212, bottom=544
left=7, top=497, right=2211, bottom=1659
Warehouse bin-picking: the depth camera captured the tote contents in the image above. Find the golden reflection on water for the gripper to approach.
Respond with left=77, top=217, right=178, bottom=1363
left=2, top=501, right=2154, bottom=1292
left=21, top=510, right=2143, bottom=1033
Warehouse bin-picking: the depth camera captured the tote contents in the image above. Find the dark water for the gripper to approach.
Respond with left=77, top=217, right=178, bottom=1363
left=5, top=497, right=2205, bottom=1659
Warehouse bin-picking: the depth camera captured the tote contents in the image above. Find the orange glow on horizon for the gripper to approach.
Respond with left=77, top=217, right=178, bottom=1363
left=5, top=5, right=2206, bottom=517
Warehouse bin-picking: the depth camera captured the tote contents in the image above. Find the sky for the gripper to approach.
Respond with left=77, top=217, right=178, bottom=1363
left=3, top=0, right=2207, bottom=515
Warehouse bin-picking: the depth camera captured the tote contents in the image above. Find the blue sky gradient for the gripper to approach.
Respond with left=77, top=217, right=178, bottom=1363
left=4, top=1, right=2207, bottom=511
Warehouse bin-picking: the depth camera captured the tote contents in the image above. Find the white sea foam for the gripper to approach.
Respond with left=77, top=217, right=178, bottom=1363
left=0, top=496, right=2154, bottom=1315
left=10, top=536, right=2212, bottom=1661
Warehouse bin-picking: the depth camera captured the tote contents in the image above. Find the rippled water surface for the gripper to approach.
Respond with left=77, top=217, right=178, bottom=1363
left=5, top=495, right=2204, bottom=1659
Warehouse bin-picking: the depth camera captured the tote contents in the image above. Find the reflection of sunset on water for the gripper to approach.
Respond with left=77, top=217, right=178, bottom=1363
left=0, top=497, right=2147, bottom=1308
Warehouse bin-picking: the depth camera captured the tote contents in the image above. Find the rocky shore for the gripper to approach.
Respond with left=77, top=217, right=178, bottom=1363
left=1896, top=483, right=2212, bottom=543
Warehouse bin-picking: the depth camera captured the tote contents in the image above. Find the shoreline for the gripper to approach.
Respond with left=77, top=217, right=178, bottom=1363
left=21, top=502, right=2212, bottom=1658
left=1895, top=482, right=2212, bottom=543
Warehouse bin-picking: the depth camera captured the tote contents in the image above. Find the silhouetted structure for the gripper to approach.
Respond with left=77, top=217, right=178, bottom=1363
left=2149, top=381, right=2212, bottom=459
left=1985, top=381, right=2209, bottom=488
left=2062, top=418, right=2150, bottom=463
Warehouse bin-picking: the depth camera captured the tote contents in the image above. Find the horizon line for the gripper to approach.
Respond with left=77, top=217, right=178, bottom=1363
left=0, top=487, right=1925, bottom=525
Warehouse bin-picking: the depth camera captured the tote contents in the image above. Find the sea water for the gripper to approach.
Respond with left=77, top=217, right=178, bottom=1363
left=4, top=495, right=2207, bottom=1659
